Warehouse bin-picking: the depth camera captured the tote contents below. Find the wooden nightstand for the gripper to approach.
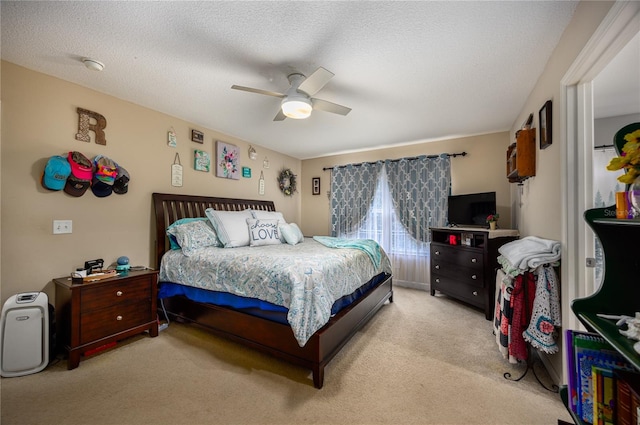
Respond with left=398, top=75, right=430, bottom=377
left=54, top=269, right=158, bottom=369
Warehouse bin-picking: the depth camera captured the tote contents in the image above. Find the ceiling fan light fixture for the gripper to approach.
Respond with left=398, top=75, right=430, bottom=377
left=281, top=97, right=312, bottom=119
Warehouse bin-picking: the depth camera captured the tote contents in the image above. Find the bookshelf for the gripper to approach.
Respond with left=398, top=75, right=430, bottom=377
left=560, top=206, right=640, bottom=424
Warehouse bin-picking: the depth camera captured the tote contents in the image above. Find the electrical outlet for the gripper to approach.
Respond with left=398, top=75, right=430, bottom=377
left=53, top=220, right=72, bottom=234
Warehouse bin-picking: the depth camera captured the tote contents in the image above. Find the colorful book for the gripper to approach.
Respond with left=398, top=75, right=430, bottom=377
left=592, top=366, right=615, bottom=425
left=568, top=330, right=633, bottom=423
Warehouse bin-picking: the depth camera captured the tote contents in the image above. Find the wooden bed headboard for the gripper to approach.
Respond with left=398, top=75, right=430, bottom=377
left=152, top=193, right=276, bottom=270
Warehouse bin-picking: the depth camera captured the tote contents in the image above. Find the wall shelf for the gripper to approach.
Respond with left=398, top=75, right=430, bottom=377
left=506, top=128, right=536, bottom=183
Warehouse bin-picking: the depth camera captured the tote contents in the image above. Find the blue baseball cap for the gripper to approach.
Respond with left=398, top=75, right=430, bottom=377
left=42, top=155, right=71, bottom=191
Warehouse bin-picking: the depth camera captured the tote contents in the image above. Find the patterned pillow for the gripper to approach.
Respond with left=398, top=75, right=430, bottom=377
left=205, top=208, right=253, bottom=248
left=280, top=222, right=304, bottom=245
left=247, top=218, right=282, bottom=246
left=166, top=217, right=220, bottom=250
left=166, top=220, right=220, bottom=256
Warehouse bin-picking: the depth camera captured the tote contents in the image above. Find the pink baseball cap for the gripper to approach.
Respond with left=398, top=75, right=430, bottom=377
left=67, top=151, right=93, bottom=180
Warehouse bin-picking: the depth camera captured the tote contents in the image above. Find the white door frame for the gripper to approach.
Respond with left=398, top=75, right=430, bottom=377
left=561, top=0, right=640, bottom=379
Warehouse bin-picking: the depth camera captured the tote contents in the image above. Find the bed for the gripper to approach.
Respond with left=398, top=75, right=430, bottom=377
left=152, top=192, right=393, bottom=388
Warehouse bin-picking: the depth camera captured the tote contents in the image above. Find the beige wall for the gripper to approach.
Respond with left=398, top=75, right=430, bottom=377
left=0, top=61, right=301, bottom=303
left=301, top=133, right=512, bottom=236
left=507, top=0, right=614, bottom=383
left=509, top=0, right=614, bottom=239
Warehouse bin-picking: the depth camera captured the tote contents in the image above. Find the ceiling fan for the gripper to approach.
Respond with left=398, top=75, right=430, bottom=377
left=231, top=67, right=351, bottom=121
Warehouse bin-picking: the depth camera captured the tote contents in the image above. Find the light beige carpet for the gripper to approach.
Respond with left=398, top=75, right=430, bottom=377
left=1, top=286, right=572, bottom=425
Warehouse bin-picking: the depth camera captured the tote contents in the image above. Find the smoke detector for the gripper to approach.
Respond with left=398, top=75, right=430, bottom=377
left=82, top=58, right=105, bottom=72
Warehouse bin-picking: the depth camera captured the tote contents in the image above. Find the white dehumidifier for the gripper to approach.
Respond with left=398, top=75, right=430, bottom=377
left=0, top=292, right=50, bottom=377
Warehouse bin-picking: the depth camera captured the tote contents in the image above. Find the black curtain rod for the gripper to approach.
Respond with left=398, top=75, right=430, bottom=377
left=594, top=144, right=615, bottom=150
left=322, top=152, right=467, bottom=171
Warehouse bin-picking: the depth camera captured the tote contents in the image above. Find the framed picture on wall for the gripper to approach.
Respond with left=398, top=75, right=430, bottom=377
left=539, top=100, right=552, bottom=149
left=191, top=129, right=204, bottom=144
left=216, top=141, right=240, bottom=179
left=312, top=177, right=321, bottom=195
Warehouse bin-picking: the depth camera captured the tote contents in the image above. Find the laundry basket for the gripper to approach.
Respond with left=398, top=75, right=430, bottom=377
left=0, top=292, right=50, bottom=377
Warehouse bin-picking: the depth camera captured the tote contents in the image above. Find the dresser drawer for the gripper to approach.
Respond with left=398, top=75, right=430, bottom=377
left=431, top=262, right=484, bottom=287
left=431, top=275, right=486, bottom=307
left=80, top=276, right=152, bottom=313
left=80, top=300, right=152, bottom=344
left=431, top=244, right=484, bottom=270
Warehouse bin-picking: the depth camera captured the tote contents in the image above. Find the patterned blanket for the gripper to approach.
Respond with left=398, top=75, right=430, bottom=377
left=159, top=238, right=392, bottom=346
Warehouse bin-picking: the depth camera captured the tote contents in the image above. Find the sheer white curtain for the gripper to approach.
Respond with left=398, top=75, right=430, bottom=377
left=343, top=166, right=430, bottom=284
left=332, top=155, right=450, bottom=285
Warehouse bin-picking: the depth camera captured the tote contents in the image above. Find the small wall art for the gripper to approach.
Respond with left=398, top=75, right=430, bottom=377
left=191, top=129, right=204, bottom=144
left=216, top=141, right=240, bottom=180
left=312, top=177, right=321, bottom=195
left=194, top=149, right=210, bottom=172
left=539, top=100, right=552, bottom=149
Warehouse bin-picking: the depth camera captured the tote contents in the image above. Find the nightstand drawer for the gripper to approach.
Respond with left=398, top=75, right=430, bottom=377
left=80, top=300, right=152, bottom=344
left=80, top=276, right=152, bottom=313
left=431, top=244, right=483, bottom=270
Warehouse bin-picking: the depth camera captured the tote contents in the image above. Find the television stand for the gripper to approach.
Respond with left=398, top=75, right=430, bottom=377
left=429, top=227, right=518, bottom=319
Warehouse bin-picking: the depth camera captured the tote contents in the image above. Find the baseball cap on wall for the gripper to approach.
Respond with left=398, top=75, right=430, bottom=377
left=113, top=166, right=130, bottom=194
left=68, top=151, right=93, bottom=180
left=91, top=176, right=113, bottom=197
left=42, top=155, right=71, bottom=191
left=93, top=155, right=118, bottom=185
left=64, top=175, right=91, bottom=197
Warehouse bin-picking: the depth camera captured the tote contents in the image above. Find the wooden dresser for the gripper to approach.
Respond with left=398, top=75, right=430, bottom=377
left=54, top=269, right=158, bottom=369
left=429, top=227, right=518, bottom=320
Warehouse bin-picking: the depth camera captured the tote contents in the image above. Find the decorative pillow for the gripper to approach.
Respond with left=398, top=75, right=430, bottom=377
left=251, top=209, right=286, bottom=223
left=280, top=222, right=304, bottom=245
left=166, top=217, right=220, bottom=250
left=166, top=220, right=220, bottom=256
left=247, top=218, right=282, bottom=247
left=251, top=210, right=287, bottom=241
left=205, top=208, right=253, bottom=248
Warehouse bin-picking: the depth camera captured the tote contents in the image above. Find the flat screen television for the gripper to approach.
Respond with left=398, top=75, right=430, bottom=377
left=447, top=191, right=497, bottom=228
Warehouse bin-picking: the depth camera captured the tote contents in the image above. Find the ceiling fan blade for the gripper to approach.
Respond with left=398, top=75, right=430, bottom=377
left=311, top=98, right=352, bottom=116
left=231, top=85, right=285, bottom=98
left=298, top=67, right=334, bottom=96
left=273, top=109, right=287, bottom=121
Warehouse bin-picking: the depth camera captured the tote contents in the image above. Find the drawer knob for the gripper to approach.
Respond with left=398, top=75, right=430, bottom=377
left=116, top=291, right=123, bottom=297
left=472, top=291, right=478, bottom=296
left=435, top=265, right=440, bottom=270
left=471, top=258, right=477, bottom=263
left=471, top=274, right=477, bottom=280
left=434, top=251, right=440, bottom=255
left=116, top=315, right=123, bottom=321
left=435, top=278, right=440, bottom=283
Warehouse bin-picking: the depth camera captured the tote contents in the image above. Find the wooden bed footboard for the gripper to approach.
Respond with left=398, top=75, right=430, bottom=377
left=152, top=192, right=393, bottom=388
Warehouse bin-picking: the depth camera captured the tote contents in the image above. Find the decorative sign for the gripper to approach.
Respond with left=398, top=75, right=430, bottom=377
left=216, top=141, right=240, bottom=179
left=242, top=166, right=251, bottom=178
left=259, top=171, right=265, bottom=195
left=194, top=149, right=210, bottom=172
left=75, top=107, right=107, bottom=145
left=171, top=153, right=183, bottom=187
left=191, top=129, right=204, bottom=144
left=168, top=127, right=177, bottom=147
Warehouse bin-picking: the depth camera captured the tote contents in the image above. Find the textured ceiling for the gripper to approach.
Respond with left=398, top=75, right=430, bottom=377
left=0, top=1, right=587, bottom=159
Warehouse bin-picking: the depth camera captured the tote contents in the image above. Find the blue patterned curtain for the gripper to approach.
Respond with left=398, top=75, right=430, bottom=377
left=330, top=162, right=383, bottom=236
left=385, top=154, right=451, bottom=242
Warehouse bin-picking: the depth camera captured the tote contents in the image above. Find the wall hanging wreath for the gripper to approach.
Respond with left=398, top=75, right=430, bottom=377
left=278, top=168, right=296, bottom=196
